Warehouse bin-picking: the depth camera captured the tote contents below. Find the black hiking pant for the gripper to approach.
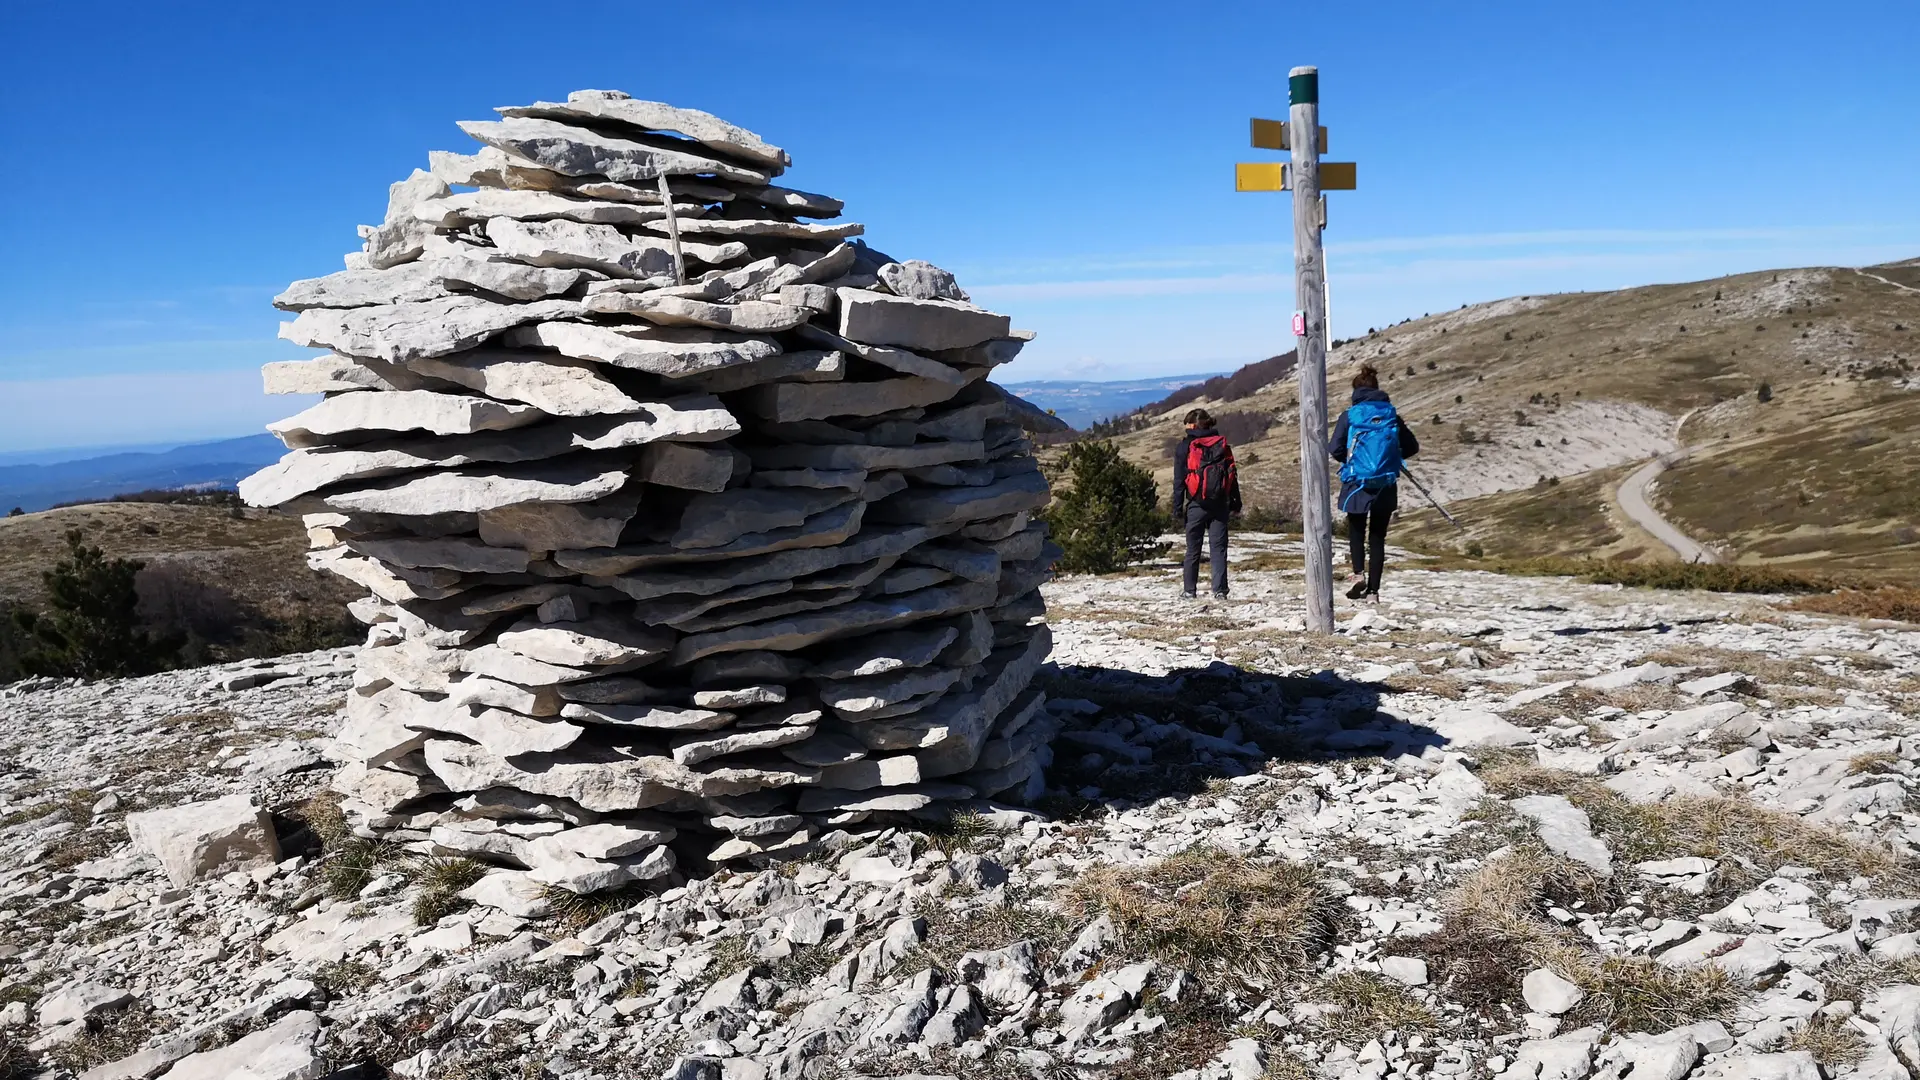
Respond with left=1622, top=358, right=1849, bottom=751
left=1346, top=484, right=1398, bottom=595
left=1183, top=505, right=1229, bottom=597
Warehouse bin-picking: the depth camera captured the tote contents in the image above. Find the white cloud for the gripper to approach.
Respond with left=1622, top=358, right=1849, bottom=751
left=973, top=224, right=1920, bottom=380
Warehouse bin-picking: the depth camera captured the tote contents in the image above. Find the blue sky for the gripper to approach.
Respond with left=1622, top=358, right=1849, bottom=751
left=2, top=0, right=1915, bottom=452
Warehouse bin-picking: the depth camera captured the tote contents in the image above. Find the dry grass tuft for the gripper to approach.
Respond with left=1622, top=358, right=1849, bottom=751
left=1820, top=955, right=1920, bottom=1004
left=319, top=837, right=394, bottom=901
left=911, top=890, right=1075, bottom=970
left=1415, top=848, right=1741, bottom=1031
left=1567, top=956, right=1741, bottom=1033
left=539, top=882, right=650, bottom=930
left=1060, top=847, right=1344, bottom=980
left=1413, top=847, right=1599, bottom=1008
left=1788, top=586, right=1920, bottom=624
left=1476, top=758, right=1913, bottom=897
left=1783, top=1015, right=1870, bottom=1066
left=407, top=856, right=488, bottom=926
left=313, top=958, right=378, bottom=995
left=0, top=1029, right=33, bottom=1080
left=1851, top=750, right=1904, bottom=776
left=45, top=1008, right=172, bottom=1072
left=1309, top=972, right=1438, bottom=1043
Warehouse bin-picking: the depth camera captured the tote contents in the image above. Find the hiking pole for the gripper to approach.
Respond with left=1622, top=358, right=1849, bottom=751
left=1399, top=464, right=1464, bottom=530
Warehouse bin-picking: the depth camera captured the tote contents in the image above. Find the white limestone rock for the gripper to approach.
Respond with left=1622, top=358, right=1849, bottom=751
left=321, top=461, right=631, bottom=516
left=459, top=116, right=770, bottom=183
left=505, top=321, right=778, bottom=378
left=158, top=1010, right=327, bottom=1080
left=585, top=292, right=813, bottom=333
left=496, top=616, right=674, bottom=667
left=274, top=261, right=448, bottom=311
left=498, top=92, right=791, bottom=172
left=836, top=289, right=1011, bottom=352
left=877, top=259, right=968, bottom=301
left=637, top=442, right=734, bottom=492
left=125, top=794, right=282, bottom=887
left=417, top=188, right=699, bottom=228
left=744, top=376, right=965, bottom=422
left=267, top=389, right=544, bottom=446
left=485, top=217, right=746, bottom=278
left=279, top=296, right=582, bottom=364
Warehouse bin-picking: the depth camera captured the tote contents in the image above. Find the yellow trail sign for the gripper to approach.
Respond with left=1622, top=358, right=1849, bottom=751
left=1250, top=118, right=1327, bottom=153
left=1319, top=162, right=1357, bottom=190
left=1234, top=162, right=1287, bottom=191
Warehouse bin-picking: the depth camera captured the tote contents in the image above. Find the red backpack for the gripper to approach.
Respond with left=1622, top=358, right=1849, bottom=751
left=1183, top=434, right=1236, bottom=505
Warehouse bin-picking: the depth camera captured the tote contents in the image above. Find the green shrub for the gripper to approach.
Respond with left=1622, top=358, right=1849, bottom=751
left=12, top=529, right=182, bottom=679
left=1040, top=440, right=1170, bottom=574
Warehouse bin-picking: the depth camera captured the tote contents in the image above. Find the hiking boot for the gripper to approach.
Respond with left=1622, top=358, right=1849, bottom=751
left=1211, top=591, right=1229, bottom=600
left=1346, top=580, right=1370, bottom=600
left=1181, top=591, right=1199, bottom=601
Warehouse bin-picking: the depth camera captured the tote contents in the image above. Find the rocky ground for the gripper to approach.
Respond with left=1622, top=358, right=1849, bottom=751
left=4, top=533, right=1920, bottom=1080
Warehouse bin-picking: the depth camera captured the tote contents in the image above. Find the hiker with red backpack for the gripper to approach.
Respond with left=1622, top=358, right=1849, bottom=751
left=1172, top=408, right=1242, bottom=600
left=1328, top=364, right=1420, bottom=602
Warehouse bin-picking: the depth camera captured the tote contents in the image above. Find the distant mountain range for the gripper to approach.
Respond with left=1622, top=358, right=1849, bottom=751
left=1001, top=373, right=1227, bottom=429
left=0, top=435, right=284, bottom=514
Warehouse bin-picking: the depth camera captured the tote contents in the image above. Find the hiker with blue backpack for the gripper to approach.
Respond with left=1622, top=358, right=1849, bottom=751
left=1173, top=408, right=1242, bottom=600
left=1329, top=364, right=1420, bottom=602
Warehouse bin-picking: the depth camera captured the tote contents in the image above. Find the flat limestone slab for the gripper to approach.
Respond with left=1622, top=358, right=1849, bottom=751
left=486, top=217, right=745, bottom=278
left=500, top=91, right=791, bottom=172
left=241, top=397, right=733, bottom=507
left=417, top=188, right=700, bottom=228
left=586, top=292, right=812, bottom=334
left=565, top=522, right=948, bottom=595
left=458, top=116, right=770, bottom=184
left=672, top=488, right=862, bottom=549
left=438, top=258, right=589, bottom=301
left=507, top=322, right=778, bottom=378
left=280, top=295, right=583, bottom=363
left=408, top=350, right=643, bottom=417
left=837, top=290, right=1011, bottom=352
left=425, top=740, right=675, bottom=812
left=274, top=261, right=449, bottom=311
left=670, top=577, right=999, bottom=664
left=747, top=440, right=985, bottom=473
left=496, top=616, right=674, bottom=667
left=867, top=469, right=1050, bottom=526
left=267, top=390, right=544, bottom=446
left=429, top=146, right=736, bottom=204
left=744, top=377, right=964, bottom=422
left=262, top=356, right=396, bottom=394
left=320, top=460, right=631, bottom=515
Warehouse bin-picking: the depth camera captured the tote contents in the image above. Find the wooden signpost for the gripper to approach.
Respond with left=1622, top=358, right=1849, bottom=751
left=1236, top=65, right=1357, bottom=633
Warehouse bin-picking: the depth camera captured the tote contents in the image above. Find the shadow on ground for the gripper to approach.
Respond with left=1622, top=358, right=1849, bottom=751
left=1032, top=659, right=1446, bottom=819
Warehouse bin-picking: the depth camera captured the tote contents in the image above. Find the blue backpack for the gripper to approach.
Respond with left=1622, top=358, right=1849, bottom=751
left=1341, top=400, right=1403, bottom=496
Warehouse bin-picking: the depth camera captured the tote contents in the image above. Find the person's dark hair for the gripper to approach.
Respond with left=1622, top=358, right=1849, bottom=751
left=1184, top=408, right=1215, bottom=428
left=1352, top=364, right=1380, bottom=390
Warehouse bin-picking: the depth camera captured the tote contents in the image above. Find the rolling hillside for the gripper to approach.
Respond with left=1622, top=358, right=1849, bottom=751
left=0, top=501, right=361, bottom=673
left=1091, top=259, right=1920, bottom=571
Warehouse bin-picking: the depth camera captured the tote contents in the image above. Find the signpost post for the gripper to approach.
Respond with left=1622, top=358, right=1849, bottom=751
left=1236, top=65, right=1356, bottom=633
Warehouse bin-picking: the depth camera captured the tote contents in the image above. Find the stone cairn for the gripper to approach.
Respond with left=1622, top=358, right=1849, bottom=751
left=241, top=91, right=1066, bottom=894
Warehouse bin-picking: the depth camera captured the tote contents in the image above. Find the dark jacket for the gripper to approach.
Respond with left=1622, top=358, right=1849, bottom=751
left=1173, top=426, right=1242, bottom=517
left=1328, top=387, right=1419, bottom=515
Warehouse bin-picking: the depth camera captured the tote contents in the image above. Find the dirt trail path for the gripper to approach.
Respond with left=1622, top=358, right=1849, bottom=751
left=1616, top=408, right=1719, bottom=564
left=1853, top=267, right=1920, bottom=294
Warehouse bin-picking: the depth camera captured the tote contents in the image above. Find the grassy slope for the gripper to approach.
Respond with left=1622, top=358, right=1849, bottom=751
left=0, top=502, right=360, bottom=654
left=1089, top=261, right=1920, bottom=570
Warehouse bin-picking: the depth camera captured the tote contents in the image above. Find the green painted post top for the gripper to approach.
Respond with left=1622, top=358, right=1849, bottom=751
left=1289, top=68, right=1318, bottom=106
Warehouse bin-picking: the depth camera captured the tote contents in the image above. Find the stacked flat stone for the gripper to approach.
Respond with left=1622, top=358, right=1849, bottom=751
left=241, top=91, right=1067, bottom=894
